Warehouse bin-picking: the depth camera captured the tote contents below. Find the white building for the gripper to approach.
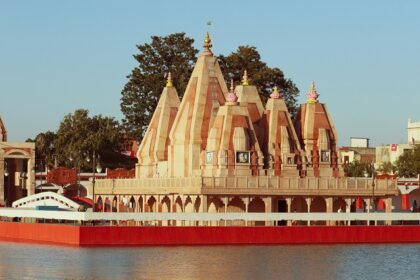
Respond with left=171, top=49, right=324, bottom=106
left=408, top=119, right=420, bottom=144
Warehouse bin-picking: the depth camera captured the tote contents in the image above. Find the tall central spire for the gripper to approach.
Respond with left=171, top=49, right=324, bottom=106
left=202, top=32, right=213, bottom=56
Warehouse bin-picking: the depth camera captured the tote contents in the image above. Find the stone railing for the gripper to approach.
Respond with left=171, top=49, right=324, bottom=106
left=93, top=177, right=202, bottom=195
left=93, top=176, right=397, bottom=196
left=201, top=176, right=397, bottom=195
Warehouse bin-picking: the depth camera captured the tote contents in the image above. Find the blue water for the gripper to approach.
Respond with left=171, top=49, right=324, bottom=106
left=0, top=242, right=418, bottom=279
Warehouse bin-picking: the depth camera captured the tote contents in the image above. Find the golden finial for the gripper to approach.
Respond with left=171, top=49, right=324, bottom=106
left=226, top=79, right=238, bottom=103
left=166, top=72, right=173, bottom=87
left=241, top=70, right=249, bottom=86
left=310, top=80, right=315, bottom=91
left=202, top=32, right=213, bottom=55
left=270, top=86, right=281, bottom=99
left=306, top=80, right=319, bottom=103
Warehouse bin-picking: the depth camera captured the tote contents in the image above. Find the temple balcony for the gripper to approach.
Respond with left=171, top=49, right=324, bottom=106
left=93, top=176, right=398, bottom=197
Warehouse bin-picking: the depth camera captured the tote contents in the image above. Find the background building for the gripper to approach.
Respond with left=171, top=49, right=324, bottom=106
left=340, top=137, right=375, bottom=165
left=0, top=115, right=35, bottom=206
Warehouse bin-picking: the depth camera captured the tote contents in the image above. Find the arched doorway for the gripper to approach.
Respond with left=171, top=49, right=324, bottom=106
left=207, top=196, right=224, bottom=213
left=227, top=196, right=246, bottom=226
left=147, top=196, right=156, bottom=212
left=207, top=196, right=224, bottom=226
left=138, top=196, right=143, bottom=212
left=290, top=197, right=308, bottom=225
left=291, top=197, right=308, bottom=212
left=128, top=196, right=136, bottom=212
left=194, top=196, right=201, bottom=213
left=310, top=197, right=327, bottom=225
left=112, top=196, right=118, bottom=212
left=175, top=196, right=183, bottom=212
left=96, top=196, right=103, bottom=212
left=333, top=197, right=347, bottom=212
left=248, top=197, right=265, bottom=226
left=160, top=196, right=171, bottom=226
left=184, top=196, right=194, bottom=213
left=104, top=197, right=111, bottom=212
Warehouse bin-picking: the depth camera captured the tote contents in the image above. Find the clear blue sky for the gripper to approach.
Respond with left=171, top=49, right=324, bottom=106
left=1, top=0, right=419, bottom=146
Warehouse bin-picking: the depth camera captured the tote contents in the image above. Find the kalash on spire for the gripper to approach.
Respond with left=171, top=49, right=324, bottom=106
left=202, top=31, right=213, bottom=56
left=306, top=81, right=319, bottom=103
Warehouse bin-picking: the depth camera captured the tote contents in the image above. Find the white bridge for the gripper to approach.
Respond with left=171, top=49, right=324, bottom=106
left=11, top=191, right=80, bottom=210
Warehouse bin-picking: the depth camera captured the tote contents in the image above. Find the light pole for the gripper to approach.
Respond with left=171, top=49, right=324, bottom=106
left=3, top=161, right=8, bottom=207
left=364, top=170, right=370, bottom=212
left=86, top=151, right=101, bottom=212
left=364, top=165, right=375, bottom=213
left=371, top=167, right=376, bottom=212
left=69, top=154, right=81, bottom=197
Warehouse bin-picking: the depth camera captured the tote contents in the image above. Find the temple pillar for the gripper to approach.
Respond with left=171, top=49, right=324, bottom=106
left=306, top=198, right=312, bottom=226
left=385, top=198, right=393, bottom=225
left=286, top=197, right=292, bottom=226
left=326, top=197, right=333, bottom=225
left=201, top=195, right=207, bottom=226
left=0, top=155, right=4, bottom=205
left=401, top=194, right=409, bottom=210
left=364, top=198, right=371, bottom=213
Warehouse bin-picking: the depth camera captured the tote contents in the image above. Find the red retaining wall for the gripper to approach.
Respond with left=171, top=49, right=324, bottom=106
left=0, top=222, right=80, bottom=245
left=1, top=222, right=420, bottom=246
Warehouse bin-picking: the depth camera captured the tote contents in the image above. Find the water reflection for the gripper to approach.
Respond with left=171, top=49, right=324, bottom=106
left=0, top=242, right=419, bottom=279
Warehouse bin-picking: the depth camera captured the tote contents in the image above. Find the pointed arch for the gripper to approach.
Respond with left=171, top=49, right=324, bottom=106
left=291, top=197, right=308, bottom=213
left=147, top=196, right=157, bottom=212
left=333, top=197, right=347, bottom=212
left=129, top=196, right=136, bottom=212
left=112, top=196, right=118, bottom=212
left=175, top=196, right=183, bottom=213
left=248, top=197, right=266, bottom=226
left=138, top=196, right=144, bottom=212
left=96, top=196, right=103, bottom=212
left=104, top=197, right=111, bottom=212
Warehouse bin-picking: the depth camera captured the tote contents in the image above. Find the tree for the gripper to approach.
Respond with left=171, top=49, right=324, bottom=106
left=54, top=109, right=132, bottom=170
left=395, top=145, right=420, bottom=177
left=218, top=46, right=299, bottom=116
left=343, top=160, right=373, bottom=177
left=33, top=131, right=57, bottom=170
left=120, top=33, right=199, bottom=139
left=377, top=161, right=397, bottom=174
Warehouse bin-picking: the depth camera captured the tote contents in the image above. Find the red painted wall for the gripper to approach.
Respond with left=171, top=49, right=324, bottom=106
left=80, top=226, right=420, bottom=246
left=2, top=222, right=420, bottom=246
left=0, top=221, right=80, bottom=245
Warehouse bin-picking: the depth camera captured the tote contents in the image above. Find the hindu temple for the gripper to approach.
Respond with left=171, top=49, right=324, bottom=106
left=92, top=33, right=397, bottom=223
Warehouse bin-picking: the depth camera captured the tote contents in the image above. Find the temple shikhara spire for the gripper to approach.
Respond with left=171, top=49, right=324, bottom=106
left=306, top=81, right=319, bottom=103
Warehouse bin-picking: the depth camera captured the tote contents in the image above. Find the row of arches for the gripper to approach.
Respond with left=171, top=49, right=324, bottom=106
left=94, top=194, right=389, bottom=226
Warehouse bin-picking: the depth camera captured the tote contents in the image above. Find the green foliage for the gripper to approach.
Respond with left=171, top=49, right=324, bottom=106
left=218, top=46, right=299, bottom=116
left=120, top=33, right=198, bottom=139
left=395, top=145, right=420, bottom=177
left=377, top=161, right=397, bottom=174
left=34, top=131, right=57, bottom=170
left=34, top=109, right=134, bottom=171
left=343, top=160, right=374, bottom=177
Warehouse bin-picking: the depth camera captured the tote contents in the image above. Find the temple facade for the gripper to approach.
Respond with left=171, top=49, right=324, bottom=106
left=93, top=33, right=397, bottom=223
left=0, top=115, right=35, bottom=206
